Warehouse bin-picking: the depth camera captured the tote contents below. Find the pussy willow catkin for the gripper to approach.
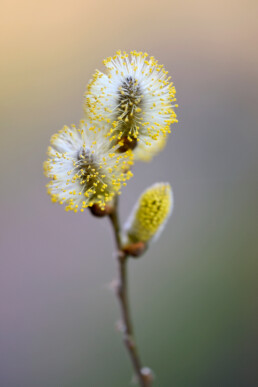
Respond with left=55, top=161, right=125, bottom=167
left=44, top=49, right=178, bottom=387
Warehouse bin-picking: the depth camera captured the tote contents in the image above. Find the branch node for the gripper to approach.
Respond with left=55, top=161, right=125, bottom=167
left=118, top=250, right=126, bottom=263
left=125, top=334, right=135, bottom=350
left=141, top=367, right=154, bottom=385
left=122, top=241, right=147, bottom=257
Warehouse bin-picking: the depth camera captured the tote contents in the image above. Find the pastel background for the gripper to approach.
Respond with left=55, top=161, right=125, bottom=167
left=1, top=0, right=258, bottom=386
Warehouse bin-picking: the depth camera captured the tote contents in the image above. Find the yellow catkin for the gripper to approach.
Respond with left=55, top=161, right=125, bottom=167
left=83, top=51, right=178, bottom=150
left=44, top=122, right=134, bottom=213
left=126, top=183, right=173, bottom=243
left=134, top=134, right=167, bottom=162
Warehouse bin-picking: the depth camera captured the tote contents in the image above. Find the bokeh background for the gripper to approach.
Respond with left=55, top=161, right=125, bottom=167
left=1, top=0, right=258, bottom=386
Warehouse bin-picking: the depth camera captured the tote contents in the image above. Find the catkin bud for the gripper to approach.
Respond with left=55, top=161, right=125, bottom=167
left=89, top=201, right=115, bottom=217
left=124, top=183, right=173, bottom=245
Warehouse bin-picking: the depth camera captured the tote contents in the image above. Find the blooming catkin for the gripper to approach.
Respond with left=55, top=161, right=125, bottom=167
left=125, top=183, right=173, bottom=243
left=44, top=121, right=133, bottom=212
left=84, top=50, right=177, bottom=152
left=134, top=134, right=167, bottom=162
left=44, top=50, right=178, bottom=217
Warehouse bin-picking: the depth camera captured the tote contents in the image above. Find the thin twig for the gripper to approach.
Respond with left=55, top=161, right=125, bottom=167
left=109, top=197, right=151, bottom=387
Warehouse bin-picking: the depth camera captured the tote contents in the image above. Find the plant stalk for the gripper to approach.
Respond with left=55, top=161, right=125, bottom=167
left=109, top=198, right=151, bottom=387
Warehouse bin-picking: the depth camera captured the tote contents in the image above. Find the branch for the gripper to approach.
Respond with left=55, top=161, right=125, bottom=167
left=109, top=197, right=152, bottom=387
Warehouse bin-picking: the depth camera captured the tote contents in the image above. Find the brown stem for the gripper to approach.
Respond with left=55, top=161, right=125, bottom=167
left=109, top=197, right=151, bottom=387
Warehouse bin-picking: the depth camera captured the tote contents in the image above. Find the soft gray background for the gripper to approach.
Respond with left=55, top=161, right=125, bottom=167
left=1, top=0, right=258, bottom=386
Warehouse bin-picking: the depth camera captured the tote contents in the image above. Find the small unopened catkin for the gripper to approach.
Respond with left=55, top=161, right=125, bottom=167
left=125, top=182, right=173, bottom=244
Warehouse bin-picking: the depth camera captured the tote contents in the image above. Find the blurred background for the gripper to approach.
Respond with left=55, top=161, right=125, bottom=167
left=1, top=0, right=258, bottom=386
